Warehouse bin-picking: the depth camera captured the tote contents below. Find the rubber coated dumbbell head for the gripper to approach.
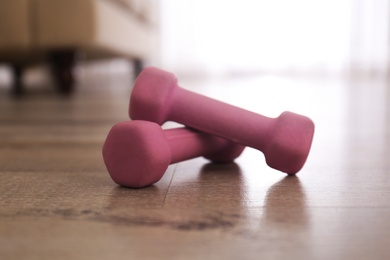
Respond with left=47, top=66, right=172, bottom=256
left=202, top=138, right=244, bottom=163
left=103, top=120, right=171, bottom=188
left=130, top=68, right=177, bottom=125
left=264, top=111, right=314, bottom=174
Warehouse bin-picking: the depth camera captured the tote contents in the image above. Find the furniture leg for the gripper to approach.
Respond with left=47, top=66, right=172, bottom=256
left=49, top=49, right=77, bottom=94
left=11, top=64, right=24, bottom=97
left=133, top=58, right=143, bottom=79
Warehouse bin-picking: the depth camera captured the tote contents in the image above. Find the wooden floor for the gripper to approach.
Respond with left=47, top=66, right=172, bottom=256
left=1, top=68, right=390, bottom=259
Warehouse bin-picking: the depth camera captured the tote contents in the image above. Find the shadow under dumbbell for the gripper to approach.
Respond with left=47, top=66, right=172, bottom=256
left=198, top=162, right=243, bottom=183
left=160, top=161, right=246, bottom=211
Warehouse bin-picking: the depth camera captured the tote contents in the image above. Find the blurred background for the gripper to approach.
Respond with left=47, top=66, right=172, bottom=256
left=0, top=0, right=389, bottom=95
left=160, top=0, right=389, bottom=78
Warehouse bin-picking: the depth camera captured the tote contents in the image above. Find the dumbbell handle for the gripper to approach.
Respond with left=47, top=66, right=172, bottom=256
left=169, top=88, right=272, bottom=151
left=165, top=127, right=243, bottom=163
left=165, top=127, right=227, bottom=163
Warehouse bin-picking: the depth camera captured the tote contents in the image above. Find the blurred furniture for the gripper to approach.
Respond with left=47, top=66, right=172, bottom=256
left=0, top=0, right=157, bottom=95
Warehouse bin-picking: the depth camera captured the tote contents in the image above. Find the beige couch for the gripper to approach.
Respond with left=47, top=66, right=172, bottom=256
left=0, top=0, right=157, bottom=95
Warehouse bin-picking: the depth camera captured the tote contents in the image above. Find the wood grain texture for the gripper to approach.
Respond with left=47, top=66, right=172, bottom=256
left=1, top=70, right=390, bottom=260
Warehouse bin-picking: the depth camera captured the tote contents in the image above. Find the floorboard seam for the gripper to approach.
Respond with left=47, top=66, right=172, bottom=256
left=161, top=164, right=177, bottom=208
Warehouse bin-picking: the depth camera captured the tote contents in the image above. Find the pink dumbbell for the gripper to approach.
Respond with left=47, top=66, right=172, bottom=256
left=102, top=120, right=245, bottom=188
left=130, top=67, right=315, bottom=174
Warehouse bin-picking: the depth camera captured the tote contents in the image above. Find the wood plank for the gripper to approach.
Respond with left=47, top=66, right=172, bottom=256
left=1, top=71, right=390, bottom=259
